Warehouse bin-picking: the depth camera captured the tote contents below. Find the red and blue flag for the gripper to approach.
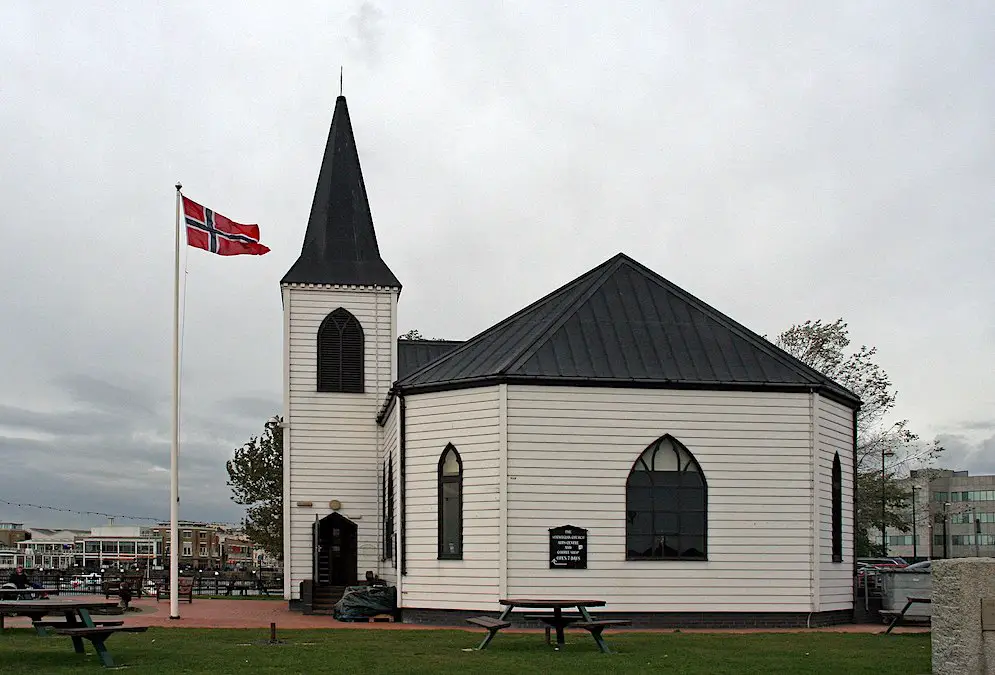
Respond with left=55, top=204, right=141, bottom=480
left=182, top=196, right=270, bottom=256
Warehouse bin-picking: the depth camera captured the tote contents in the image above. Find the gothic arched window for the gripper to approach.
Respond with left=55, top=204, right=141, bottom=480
left=317, top=308, right=364, bottom=393
left=438, top=444, right=463, bottom=560
left=832, top=452, right=843, bottom=562
left=626, top=435, right=707, bottom=560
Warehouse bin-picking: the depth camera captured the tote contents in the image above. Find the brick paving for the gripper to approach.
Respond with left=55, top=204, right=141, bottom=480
left=0, top=595, right=928, bottom=634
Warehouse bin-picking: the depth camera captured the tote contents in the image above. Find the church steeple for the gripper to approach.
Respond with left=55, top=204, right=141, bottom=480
left=282, top=96, right=401, bottom=288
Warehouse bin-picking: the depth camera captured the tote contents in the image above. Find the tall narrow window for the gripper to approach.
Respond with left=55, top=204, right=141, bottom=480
left=317, top=308, right=364, bottom=393
left=438, top=444, right=463, bottom=559
left=832, top=452, right=843, bottom=562
left=626, top=435, right=707, bottom=560
left=382, top=455, right=394, bottom=561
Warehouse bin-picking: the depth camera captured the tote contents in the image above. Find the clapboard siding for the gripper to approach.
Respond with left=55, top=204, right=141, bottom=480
left=284, top=285, right=397, bottom=599
left=505, top=385, right=819, bottom=613
left=379, top=403, right=399, bottom=585
left=816, top=395, right=855, bottom=611
left=401, top=387, right=501, bottom=610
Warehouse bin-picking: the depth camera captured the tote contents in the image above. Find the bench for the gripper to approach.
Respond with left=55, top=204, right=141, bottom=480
left=574, top=619, right=631, bottom=653
left=882, top=596, right=931, bottom=634
left=33, top=619, right=123, bottom=630
left=466, top=616, right=511, bottom=650
left=103, top=575, right=145, bottom=600
left=156, top=578, right=194, bottom=603
left=51, top=626, right=149, bottom=667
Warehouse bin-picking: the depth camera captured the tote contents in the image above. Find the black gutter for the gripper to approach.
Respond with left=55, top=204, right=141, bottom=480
left=399, top=393, right=407, bottom=577
left=394, top=376, right=861, bottom=410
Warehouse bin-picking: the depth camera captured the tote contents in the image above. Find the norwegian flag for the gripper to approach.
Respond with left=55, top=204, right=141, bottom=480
left=182, top=196, right=270, bottom=256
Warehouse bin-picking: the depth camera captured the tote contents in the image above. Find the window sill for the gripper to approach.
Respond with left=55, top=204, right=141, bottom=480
left=626, top=556, right=708, bottom=562
left=437, top=554, right=463, bottom=561
left=831, top=556, right=843, bottom=563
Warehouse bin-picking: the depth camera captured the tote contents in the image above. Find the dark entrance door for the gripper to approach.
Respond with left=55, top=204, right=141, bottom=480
left=313, top=512, right=358, bottom=587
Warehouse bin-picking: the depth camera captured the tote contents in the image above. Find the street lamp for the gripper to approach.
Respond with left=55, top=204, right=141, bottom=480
left=911, top=485, right=920, bottom=560
left=881, top=448, right=895, bottom=555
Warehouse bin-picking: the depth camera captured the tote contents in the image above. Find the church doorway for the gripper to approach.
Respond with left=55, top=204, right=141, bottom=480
left=312, top=512, right=358, bottom=587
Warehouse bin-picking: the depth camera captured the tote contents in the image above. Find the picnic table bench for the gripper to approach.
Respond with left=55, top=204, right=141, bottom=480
left=51, top=626, right=149, bottom=667
left=882, top=596, right=931, bottom=634
left=0, top=598, right=146, bottom=667
left=466, top=598, right=630, bottom=653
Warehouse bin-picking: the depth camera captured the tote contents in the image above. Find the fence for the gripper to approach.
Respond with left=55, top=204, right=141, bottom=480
left=8, top=569, right=283, bottom=597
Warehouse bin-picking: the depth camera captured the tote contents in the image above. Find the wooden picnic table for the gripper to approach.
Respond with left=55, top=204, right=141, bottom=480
left=0, top=597, right=118, bottom=633
left=0, top=598, right=146, bottom=667
left=468, top=598, right=627, bottom=653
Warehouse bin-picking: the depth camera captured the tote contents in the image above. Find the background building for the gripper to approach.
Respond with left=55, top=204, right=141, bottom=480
left=76, top=524, right=161, bottom=570
left=877, top=469, right=995, bottom=561
left=152, top=521, right=226, bottom=570
left=15, top=528, right=88, bottom=569
left=0, top=522, right=28, bottom=548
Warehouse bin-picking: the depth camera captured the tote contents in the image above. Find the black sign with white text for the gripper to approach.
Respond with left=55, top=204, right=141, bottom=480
left=549, top=525, right=588, bottom=569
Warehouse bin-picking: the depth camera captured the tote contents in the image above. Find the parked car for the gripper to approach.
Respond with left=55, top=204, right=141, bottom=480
left=858, top=557, right=908, bottom=569
left=69, top=573, right=102, bottom=589
left=903, top=560, right=931, bottom=572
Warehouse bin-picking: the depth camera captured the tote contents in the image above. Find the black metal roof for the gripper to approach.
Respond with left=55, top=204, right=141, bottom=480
left=397, top=339, right=463, bottom=379
left=282, top=96, right=401, bottom=288
left=394, top=253, right=860, bottom=407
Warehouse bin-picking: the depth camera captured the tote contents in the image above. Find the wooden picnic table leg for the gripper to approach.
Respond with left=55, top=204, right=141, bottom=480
left=553, top=607, right=566, bottom=647
left=576, top=605, right=611, bottom=654
left=30, top=612, right=50, bottom=637
left=885, top=599, right=915, bottom=634
left=477, top=606, right=515, bottom=650
left=90, top=634, right=116, bottom=667
left=62, top=611, right=86, bottom=653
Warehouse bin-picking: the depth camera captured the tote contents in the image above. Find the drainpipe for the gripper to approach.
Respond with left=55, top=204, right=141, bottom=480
left=399, top=393, right=407, bottom=577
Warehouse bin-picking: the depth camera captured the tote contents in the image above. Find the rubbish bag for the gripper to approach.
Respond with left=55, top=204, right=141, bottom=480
left=332, top=585, right=397, bottom=622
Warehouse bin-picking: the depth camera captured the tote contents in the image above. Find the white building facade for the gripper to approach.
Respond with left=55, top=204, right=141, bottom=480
left=282, top=95, right=860, bottom=627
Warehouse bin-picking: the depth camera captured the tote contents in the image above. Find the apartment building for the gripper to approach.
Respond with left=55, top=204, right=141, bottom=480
left=151, top=521, right=225, bottom=570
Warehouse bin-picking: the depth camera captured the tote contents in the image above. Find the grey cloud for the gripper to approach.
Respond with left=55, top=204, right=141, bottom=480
left=935, top=433, right=995, bottom=476
left=347, top=2, right=386, bottom=65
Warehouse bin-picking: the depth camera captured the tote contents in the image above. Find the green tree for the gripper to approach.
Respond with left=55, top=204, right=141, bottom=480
left=774, top=319, right=943, bottom=557
left=226, top=416, right=283, bottom=560
left=399, top=329, right=424, bottom=340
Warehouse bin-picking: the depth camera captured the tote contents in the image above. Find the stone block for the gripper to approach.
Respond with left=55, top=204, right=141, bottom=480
left=932, top=558, right=995, bottom=675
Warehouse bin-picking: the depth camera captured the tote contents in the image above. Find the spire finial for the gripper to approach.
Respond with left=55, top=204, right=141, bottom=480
left=340, top=67, right=343, bottom=97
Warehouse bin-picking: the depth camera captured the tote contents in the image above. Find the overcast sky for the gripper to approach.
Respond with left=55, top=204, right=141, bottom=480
left=2, top=2, right=993, bottom=529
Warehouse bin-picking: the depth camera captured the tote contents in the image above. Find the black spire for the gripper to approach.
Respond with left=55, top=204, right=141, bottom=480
left=282, top=96, right=401, bottom=288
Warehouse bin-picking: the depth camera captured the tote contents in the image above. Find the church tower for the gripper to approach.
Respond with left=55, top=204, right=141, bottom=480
left=281, top=96, right=400, bottom=603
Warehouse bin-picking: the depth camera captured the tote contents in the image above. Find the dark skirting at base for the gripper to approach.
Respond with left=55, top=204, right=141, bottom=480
left=401, top=607, right=855, bottom=629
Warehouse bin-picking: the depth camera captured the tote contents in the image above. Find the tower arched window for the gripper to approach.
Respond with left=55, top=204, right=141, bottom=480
left=832, top=452, right=843, bottom=562
left=317, top=308, right=364, bottom=393
left=438, top=444, right=463, bottom=560
left=626, top=435, right=707, bottom=560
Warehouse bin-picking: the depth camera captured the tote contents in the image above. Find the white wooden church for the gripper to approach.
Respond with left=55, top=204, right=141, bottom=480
left=280, top=96, right=860, bottom=627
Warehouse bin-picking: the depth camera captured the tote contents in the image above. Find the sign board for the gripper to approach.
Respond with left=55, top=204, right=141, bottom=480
left=983, top=598, right=995, bottom=631
left=549, top=525, right=587, bottom=569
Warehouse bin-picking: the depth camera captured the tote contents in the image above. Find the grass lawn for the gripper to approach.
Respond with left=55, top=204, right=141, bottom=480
left=0, top=627, right=930, bottom=674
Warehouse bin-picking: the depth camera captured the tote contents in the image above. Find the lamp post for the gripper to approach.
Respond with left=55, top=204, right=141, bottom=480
left=881, top=448, right=895, bottom=555
left=911, top=485, right=919, bottom=560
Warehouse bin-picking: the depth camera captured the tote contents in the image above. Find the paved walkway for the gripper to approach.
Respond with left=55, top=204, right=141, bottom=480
left=1, top=595, right=928, bottom=634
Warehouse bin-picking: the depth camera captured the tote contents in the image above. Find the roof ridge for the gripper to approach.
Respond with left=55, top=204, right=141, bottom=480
left=395, top=256, right=619, bottom=386
left=504, top=256, right=627, bottom=374
left=618, top=256, right=858, bottom=400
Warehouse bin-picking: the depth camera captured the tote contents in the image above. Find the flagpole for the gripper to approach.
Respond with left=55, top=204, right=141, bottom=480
left=170, top=183, right=182, bottom=619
